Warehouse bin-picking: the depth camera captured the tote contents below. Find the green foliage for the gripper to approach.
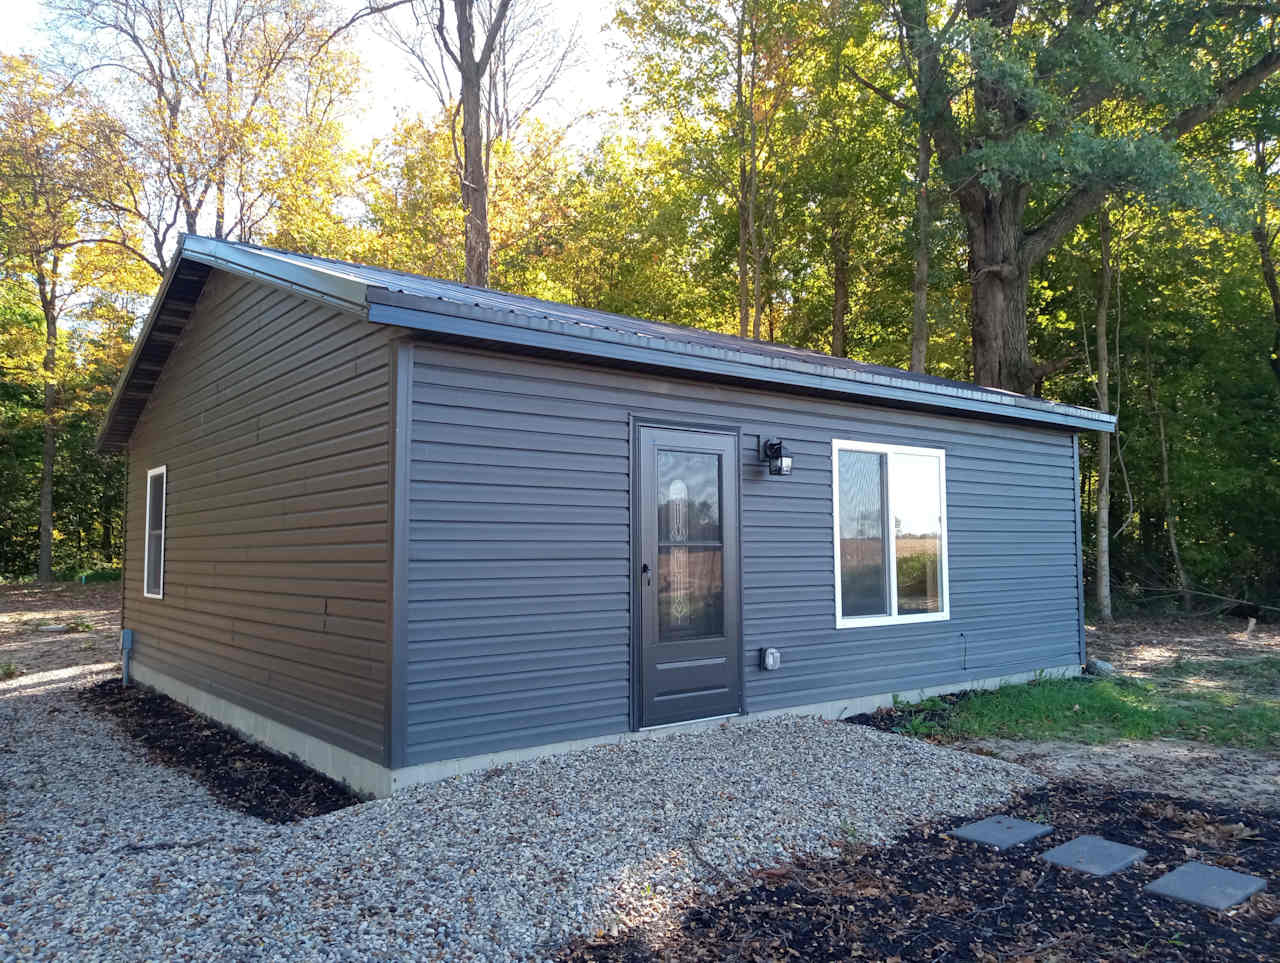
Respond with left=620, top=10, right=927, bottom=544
left=1, top=2, right=1278, bottom=605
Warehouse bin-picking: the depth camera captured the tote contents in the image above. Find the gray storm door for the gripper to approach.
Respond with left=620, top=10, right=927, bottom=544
left=636, top=426, right=741, bottom=727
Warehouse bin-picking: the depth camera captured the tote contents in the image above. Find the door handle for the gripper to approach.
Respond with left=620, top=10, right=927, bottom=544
left=641, top=562, right=651, bottom=586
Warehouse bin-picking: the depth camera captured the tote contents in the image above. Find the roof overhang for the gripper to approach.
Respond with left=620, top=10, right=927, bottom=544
left=98, top=235, right=1116, bottom=453
left=365, top=288, right=1117, bottom=434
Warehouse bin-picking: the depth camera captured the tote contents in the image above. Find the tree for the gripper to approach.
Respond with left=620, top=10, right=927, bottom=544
left=1244, top=98, right=1280, bottom=384
left=1093, top=207, right=1114, bottom=621
left=383, top=0, right=577, bottom=286
left=49, top=0, right=359, bottom=275
left=618, top=0, right=812, bottom=339
left=0, top=56, right=123, bottom=580
left=867, top=2, right=1280, bottom=392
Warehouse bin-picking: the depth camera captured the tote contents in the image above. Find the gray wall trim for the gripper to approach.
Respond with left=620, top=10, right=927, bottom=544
left=1073, top=434, right=1087, bottom=665
left=371, top=303, right=1112, bottom=434
left=388, top=338, right=414, bottom=769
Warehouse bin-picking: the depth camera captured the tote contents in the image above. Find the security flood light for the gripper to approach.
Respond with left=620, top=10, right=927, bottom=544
left=759, top=437, right=793, bottom=475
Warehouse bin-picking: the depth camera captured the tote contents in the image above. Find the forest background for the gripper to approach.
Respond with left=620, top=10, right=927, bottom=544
left=3, top=0, right=1279, bottom=619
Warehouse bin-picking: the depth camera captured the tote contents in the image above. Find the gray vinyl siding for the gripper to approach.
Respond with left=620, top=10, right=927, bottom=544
left=123, top=270, right=396, bottom=763
left=404, top=342, right=1083, bottom=766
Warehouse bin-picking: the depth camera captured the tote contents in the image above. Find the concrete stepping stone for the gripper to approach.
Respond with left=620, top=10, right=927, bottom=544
left=950, top=815, right=1053, bottom=851
left=1042, top=835, right=1146, bottom=876
left=1144, top=861, right=1266, bottom=910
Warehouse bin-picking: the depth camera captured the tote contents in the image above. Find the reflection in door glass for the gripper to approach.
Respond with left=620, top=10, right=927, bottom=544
left=657, top=451, right=723, bottom=641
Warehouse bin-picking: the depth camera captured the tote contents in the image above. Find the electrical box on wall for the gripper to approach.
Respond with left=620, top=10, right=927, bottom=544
left=760, top=647, right=782, bottom=671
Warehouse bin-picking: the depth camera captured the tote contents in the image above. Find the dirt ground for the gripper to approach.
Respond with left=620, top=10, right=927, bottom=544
left=1087, top=615, right=1280, bottom=676
left=0, top=581, right=121, bottom=679
left=967, top=616, right=1280, bottom=811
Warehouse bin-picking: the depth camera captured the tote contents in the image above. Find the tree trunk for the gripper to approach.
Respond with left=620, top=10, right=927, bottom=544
left=100, top=512, right=113, bottom=561
left=452, top=0, right=505, bottom=288
left=910, top=122, right=931, bottom=373
left=1147, top=349, right=1190, bottom=611
left=459, top=59, right=490, bottom=286
left=1251, top=136, right=1280, bottom=384
left=737, top=162, right=750, bottom=339
left=960, top=186, right=1034, bottom=391
left=831, top=224, right=849, bottom=358
left=39, top=313, right=56, bottom=582
left=746, top=6, right=761, bottom=342
left=734, top=9, right=749, bottom=339
left=1094, top=207, right=1113, bottom=622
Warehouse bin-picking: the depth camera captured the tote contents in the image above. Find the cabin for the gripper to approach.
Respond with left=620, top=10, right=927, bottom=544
left=97, top=235, right=1116, bottom=796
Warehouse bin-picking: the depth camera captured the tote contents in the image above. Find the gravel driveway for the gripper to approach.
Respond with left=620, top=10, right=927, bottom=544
left=2, top=667, right=1042, bottom=961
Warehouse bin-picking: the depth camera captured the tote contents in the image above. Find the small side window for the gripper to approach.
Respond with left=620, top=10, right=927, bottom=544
left=144, top=466, right=166, bottom=599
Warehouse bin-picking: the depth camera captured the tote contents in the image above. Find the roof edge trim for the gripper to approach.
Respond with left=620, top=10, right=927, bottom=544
left=180, top=235, right=368, bottom=314
left=367, top=294, right=1117, bottom=433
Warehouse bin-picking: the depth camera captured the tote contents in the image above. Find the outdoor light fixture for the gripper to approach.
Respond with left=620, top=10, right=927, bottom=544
left=760, top=647, right=782, bottom=671
left=759, top=437, right=793, bottom=476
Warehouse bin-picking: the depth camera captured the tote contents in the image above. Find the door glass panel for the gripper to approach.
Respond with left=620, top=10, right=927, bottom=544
left=658, top=451, right=720, bottom=543
left=837, top=449, right=889, bottom=617
left=893, top=453, right=943, bottom=614
left=658, top=546, right=724, bottom=640
left=657, top=449, right=723, bottom=641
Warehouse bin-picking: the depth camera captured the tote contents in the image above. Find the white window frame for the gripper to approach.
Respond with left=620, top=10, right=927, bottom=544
left=143, top=465, right=167, bottom=600
left=831, top=440, right=949, bottom=629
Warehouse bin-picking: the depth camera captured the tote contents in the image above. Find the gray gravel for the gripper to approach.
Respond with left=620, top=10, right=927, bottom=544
left=2, top=667, right=1043, bottom=961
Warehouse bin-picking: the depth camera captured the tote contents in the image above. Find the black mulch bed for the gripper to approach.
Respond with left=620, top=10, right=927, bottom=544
left=561, top=782, right=1280, bottom=962
left=78, top=677, right=365, bottom=823
left=846, top=692, right=971, bottom=735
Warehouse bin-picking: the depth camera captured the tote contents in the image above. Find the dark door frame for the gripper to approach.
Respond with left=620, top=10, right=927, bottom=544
left=629, top=416, right=745, bottom=731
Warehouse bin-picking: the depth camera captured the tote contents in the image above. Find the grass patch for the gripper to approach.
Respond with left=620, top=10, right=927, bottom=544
left=879, top=663, right=1280, bottom=750
left=0, top=662, right=19, bottom=680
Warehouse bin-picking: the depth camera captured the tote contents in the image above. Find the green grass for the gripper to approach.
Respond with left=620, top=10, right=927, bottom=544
left=890, top=658, right=1280, bottom=750
left=0, top=662, right=19, bottom=680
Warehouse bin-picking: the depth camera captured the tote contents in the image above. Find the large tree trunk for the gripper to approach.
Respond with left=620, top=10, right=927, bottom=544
left=451, top=0, right=510, bottom=288
left=961, top=185, right=1033, bottom=390
left=831, top=223, right=849, bottom=358
left=459, top=59, right=490, bottom=286
left=910, top=123, right=931, bottom=373
left=1094, top=207, right=1113, bottom=622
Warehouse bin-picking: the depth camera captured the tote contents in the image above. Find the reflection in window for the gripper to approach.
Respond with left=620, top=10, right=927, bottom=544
left=894, top=453, right=943, bottom=615
left=837, top=450, right=888, bottom=617
left=657, top=450, right=724, bottom=641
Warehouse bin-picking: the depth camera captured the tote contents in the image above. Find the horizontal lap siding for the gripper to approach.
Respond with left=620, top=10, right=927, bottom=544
left=124, top=272, right=395, bottom=763
left=405, top=343, right=1082, bottom=765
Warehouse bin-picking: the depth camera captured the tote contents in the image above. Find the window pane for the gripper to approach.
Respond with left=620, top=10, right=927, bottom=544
left=893, top=453, right=943, bottom=614
left=657, top=451, right=720, bottom=543
left=657, top=449, right=723, bottom=641
left=145, top=472, right=164, bottom=596
left=146, top=532, right=163, bottom=595
left=658, top=546, right=723, bottom=641
left=837, top=450, right=888, bottom=617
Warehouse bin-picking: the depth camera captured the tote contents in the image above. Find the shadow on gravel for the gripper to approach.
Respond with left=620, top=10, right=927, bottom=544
left=561, top=782, right=1280, bottom=962
left=78, top=677, right=365, bottom=822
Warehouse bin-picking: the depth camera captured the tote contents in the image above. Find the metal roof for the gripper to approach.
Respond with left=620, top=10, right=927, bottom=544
left=98, top=235, right=1116, bottom=451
